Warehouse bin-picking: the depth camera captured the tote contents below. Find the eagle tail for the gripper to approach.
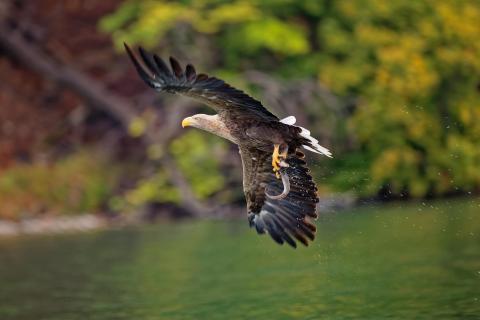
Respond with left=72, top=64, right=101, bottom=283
left=280, top=116, right=332, bottom=158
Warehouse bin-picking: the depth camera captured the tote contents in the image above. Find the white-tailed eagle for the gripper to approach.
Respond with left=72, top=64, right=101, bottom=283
left=125, top=44, right=332, bottom=248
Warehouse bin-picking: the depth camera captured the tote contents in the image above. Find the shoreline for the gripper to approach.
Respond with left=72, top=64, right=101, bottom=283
left=0, top=193, right=358, bottom=237
left=2, top=194, right=478, bottom=238
left=0, top=214, right=108, bottom=237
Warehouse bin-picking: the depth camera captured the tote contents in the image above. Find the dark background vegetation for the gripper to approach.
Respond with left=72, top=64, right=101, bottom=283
left=1, top=0, right=479, bottom=220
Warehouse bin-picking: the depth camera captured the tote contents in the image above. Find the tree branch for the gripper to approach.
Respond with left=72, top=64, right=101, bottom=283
left=0, top=25, right=210, bottom=217
left=0, top=27, right=135, bottom=126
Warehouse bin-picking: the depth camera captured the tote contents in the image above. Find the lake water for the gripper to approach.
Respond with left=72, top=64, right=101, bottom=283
left=1, top=199, right=479, bottom=319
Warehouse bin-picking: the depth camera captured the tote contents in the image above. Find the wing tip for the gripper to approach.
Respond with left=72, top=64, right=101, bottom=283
left=169, top=56, right=183, bottom=77
left=124, top=43, right=161, bottom=89
left=123, top=42, right=135, bottom=60
left=248, top=210, right=315, bottom=248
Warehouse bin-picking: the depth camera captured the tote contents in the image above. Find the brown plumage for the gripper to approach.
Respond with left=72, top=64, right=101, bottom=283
left=125, top=44, right=332, bottom=248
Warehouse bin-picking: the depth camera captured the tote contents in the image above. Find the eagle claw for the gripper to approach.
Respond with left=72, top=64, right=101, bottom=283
left=272, top=144, right=289, bottom=179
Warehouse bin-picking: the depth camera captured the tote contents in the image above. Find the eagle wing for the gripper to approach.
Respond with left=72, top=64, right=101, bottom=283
left=124, top=44, right=278, bottom=121
left=239, top=145, right=318, bottom=248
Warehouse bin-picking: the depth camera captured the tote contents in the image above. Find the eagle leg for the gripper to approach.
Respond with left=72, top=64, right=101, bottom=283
left=272, top=143, right=289, bottom=179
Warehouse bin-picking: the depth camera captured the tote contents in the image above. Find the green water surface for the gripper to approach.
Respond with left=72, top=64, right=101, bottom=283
left=1, top=199, right=479, bottom=319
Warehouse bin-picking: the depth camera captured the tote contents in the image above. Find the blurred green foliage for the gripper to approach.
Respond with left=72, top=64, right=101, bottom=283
left=0, top=151, right=119, bottom=219
left=115, top=170, right=180, bottom=210
left=170, top=130, right=227, bottom=200
left=102, top=0, right=480, bottom=199
left=112, top=130, right=227, bottom=213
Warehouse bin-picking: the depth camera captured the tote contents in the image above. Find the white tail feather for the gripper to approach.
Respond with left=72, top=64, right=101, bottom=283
left=281, top=115, right=332, bottom=158
left=280, top=116, right=296, bottom=125
left=299, top=127, right=311, bottom=136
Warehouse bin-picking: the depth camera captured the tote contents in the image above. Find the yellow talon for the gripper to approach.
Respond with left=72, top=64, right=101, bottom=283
left=272, top=144, right=281, bottom=172
left=272, top=144, right=288, bottom=179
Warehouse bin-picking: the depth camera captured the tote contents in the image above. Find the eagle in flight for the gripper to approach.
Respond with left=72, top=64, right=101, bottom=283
left=125, top=44, right=332, bottom=248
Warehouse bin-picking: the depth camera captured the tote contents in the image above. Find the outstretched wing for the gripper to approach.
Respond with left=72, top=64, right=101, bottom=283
left=239, top=146, right=318, bottom=248
left=124, top=44, right=278, bottom=121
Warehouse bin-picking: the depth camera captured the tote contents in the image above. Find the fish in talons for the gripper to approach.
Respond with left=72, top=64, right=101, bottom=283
left=265, top=168, right=290, bottom=200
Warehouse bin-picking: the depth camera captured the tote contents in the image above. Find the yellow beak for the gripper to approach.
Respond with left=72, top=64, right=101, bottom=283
left=181, top=118, right=191, bottom=128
